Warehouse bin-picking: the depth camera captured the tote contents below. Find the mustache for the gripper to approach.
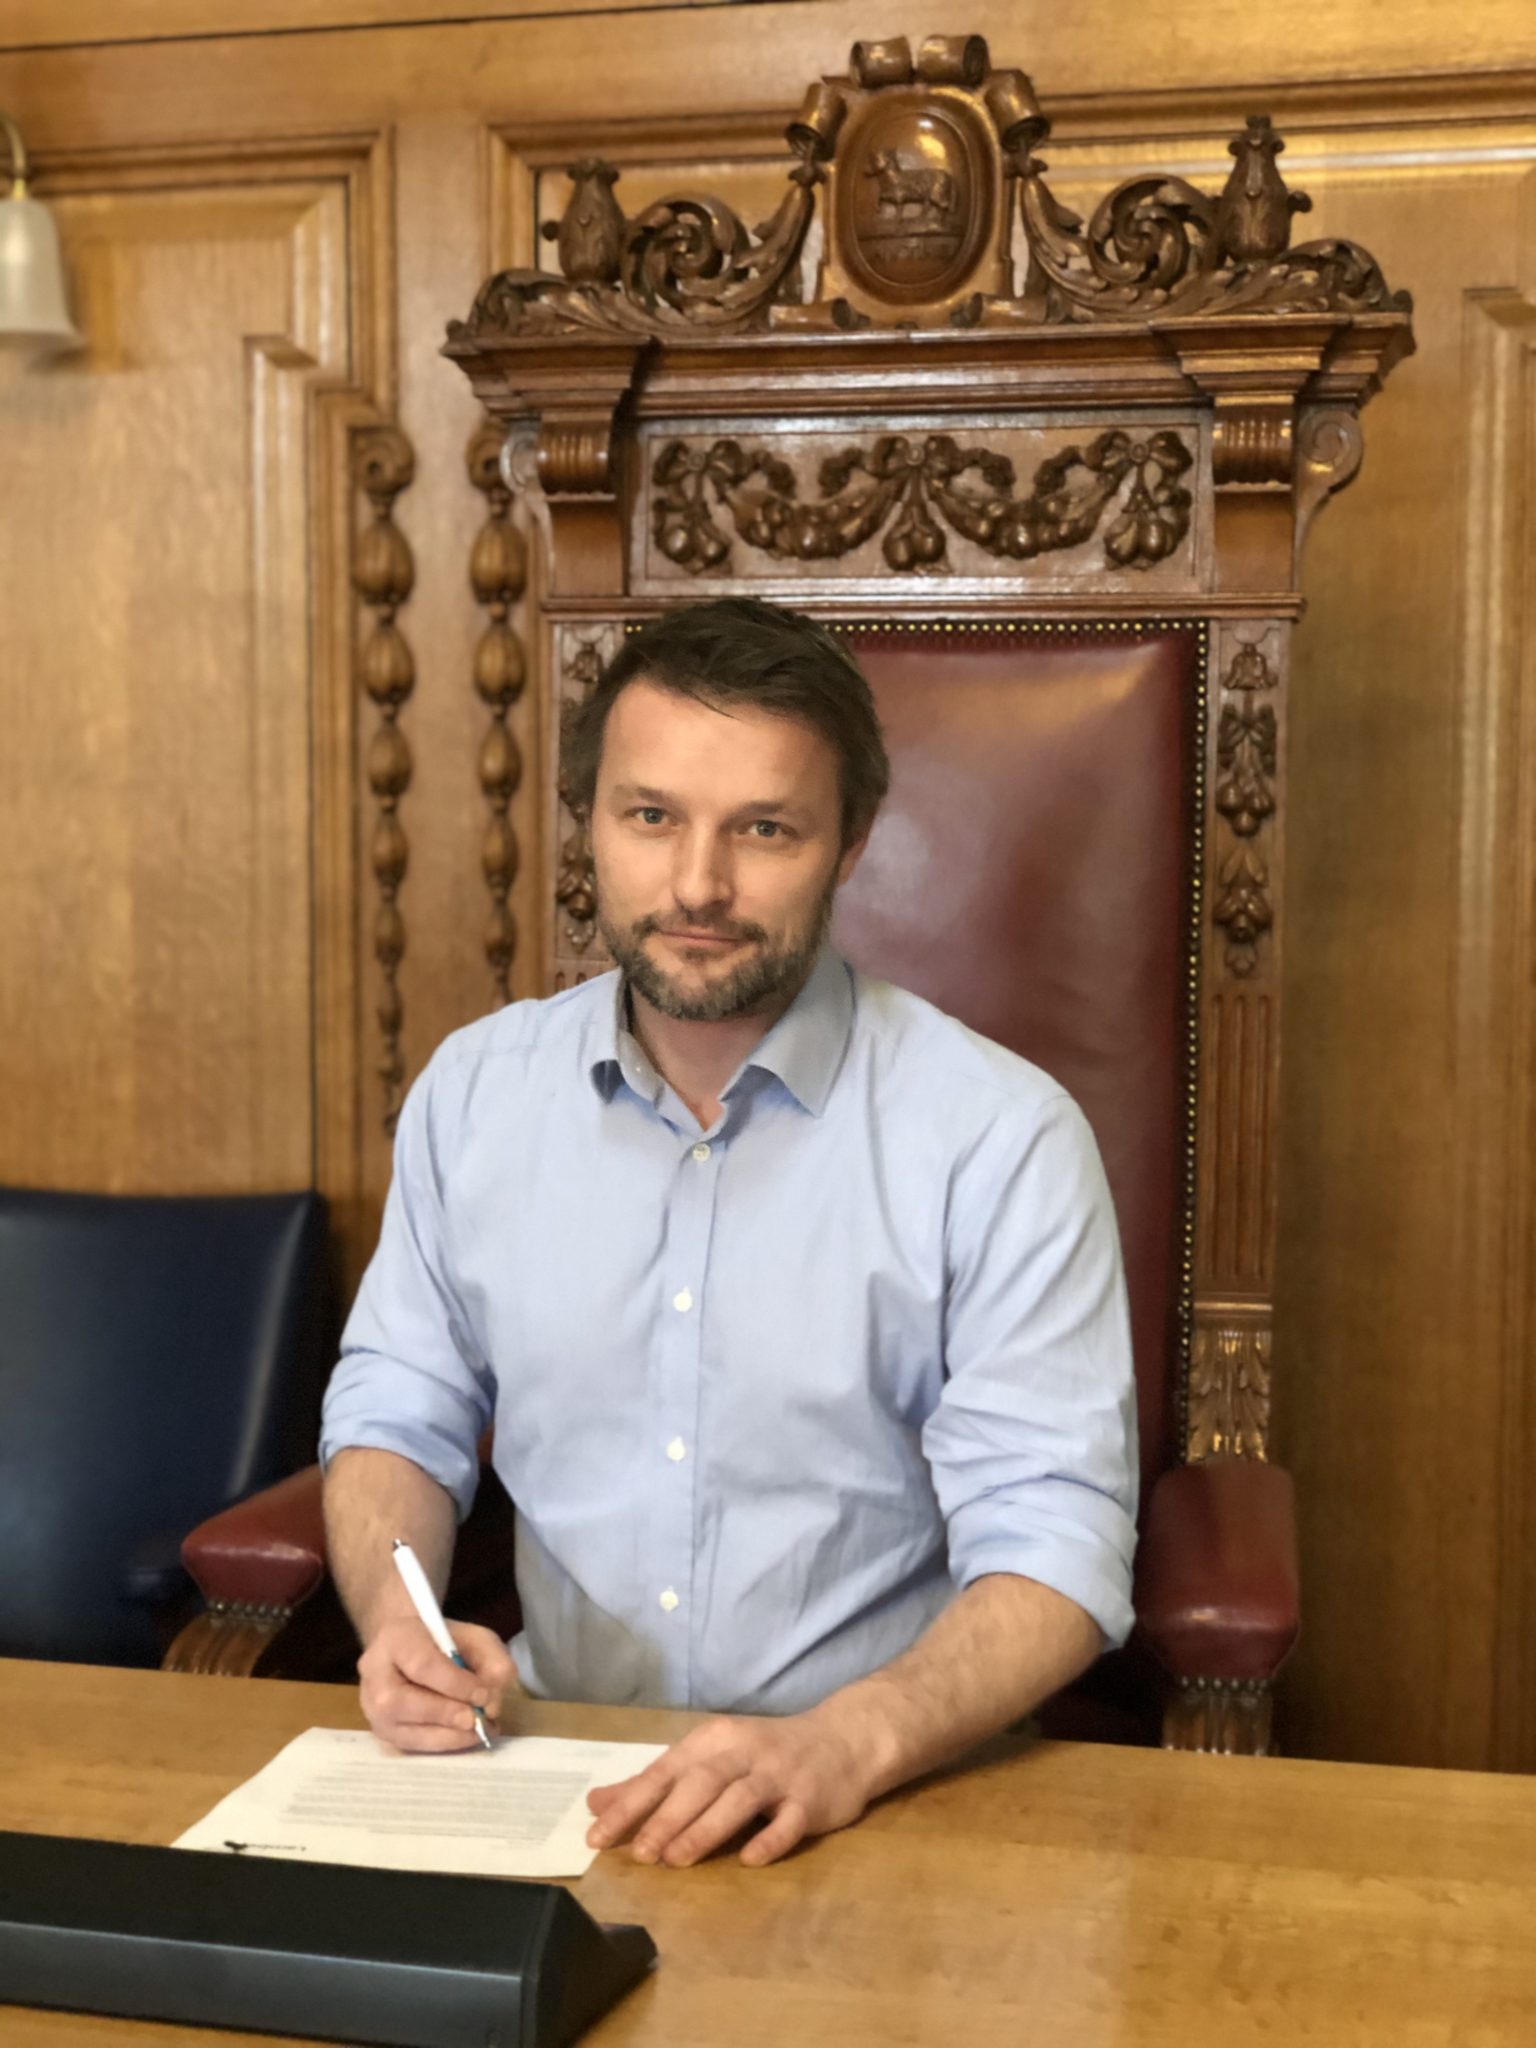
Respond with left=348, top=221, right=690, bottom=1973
left=632, top=913, right=769, bottom=945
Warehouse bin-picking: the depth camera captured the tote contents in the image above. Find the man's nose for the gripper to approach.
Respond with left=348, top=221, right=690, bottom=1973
left=671, top=828, right=732, bottom=914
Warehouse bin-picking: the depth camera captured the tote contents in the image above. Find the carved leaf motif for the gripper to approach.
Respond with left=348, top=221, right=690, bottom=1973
left=552, top=628, right=621, bottom=957
left=651, top=428, right=1193, bottom=576
left=1216, top=700, right=1277, bottom=837
left=1014, top=113, right=1409, bottom=326
left=555, top=825, right=600, bottom=952
left=1212, top=639, right=1280, bottom=968
left=449, top=126, right=828, bottom=342
left=1086, top=176, right=1219, bottom=298
left=1214, top=847, right=1272, bottom=976
left=1188, top=1324, right=1272, bottom=1460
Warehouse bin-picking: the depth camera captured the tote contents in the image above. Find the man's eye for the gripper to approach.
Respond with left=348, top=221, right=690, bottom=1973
left=749, top=820, right=784, bottom=839
left=634, top=807, right=667, bottom=826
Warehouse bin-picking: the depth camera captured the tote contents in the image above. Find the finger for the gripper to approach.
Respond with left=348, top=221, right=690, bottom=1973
left=627, top=1765, right=743, bottom=1865
left=390, top=1692, right=488, bottom=1737
left=448, top=1624, right=516, bottom=1694
left=376, top=1719, right=485, bottom=1755
left=739, top=1798, right=809, bottom=1868
left=585, top=1756, right=682, bottom=1848
left=394, top=1634, right=494, bottom=1709
left=364, top=1669, right=486, bottom=1737
left=659, top=1777, right=769, bottom=1868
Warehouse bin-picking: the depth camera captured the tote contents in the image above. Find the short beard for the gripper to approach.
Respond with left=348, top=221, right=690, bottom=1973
left=598, top=879, right=836, bottom=1024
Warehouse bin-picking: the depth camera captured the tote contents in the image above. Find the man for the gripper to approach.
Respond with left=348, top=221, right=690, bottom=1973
left=321, top=596, right=1137, bottom=1869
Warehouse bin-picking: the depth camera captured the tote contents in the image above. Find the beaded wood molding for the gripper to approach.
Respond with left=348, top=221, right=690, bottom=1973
left=467, top=421, right=529, bottom=1007
left=351, top=424, right=416, bottom=1134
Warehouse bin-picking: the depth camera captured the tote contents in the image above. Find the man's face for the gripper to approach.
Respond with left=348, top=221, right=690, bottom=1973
left=591, top=677, right=866, bottom=1023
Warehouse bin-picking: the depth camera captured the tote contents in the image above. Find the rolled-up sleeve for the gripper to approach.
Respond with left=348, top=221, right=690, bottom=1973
left=922, top=1090, right=1139, bottom=1648
left=320, top=1052, right=494, bottom=1519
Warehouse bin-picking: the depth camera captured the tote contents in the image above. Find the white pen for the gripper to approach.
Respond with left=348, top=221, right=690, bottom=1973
left=391, top=1538, right=495, bottom=1751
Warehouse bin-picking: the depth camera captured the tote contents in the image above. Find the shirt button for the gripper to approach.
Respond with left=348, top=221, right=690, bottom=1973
left=672, top=1287, right=693, bottom=1313
left=659, top=1588, right=679, bottom=1613
left=691, top=1142, right=711, bottom=1163
left=666, top=1437, right=686, bottom=1462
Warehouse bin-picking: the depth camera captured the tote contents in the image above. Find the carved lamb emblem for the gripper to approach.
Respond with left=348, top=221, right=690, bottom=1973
left=863, top=149, right=957, bottom=225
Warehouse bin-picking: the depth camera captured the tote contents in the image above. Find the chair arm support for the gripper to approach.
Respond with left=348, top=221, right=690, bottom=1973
left=1133, top=1455, right=1299, bottom=1683
left=180, top=1464, right=328, bottom=1614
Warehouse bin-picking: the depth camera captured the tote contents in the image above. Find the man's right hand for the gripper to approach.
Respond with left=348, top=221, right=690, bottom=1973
left=356, top=1617, right=516, bottom=1752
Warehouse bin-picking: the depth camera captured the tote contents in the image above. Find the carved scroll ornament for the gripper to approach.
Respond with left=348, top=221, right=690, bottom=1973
left=653, top=427, right=1192, bottom=576
left=444, top=36, right=1409, bottom=345
left=451, top=126, right=828, bottom=341
left=1016, top=113, right=1403, bottom=326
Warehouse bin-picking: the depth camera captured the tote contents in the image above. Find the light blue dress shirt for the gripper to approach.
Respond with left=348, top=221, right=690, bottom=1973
left=322, top=947, right=1138, bottom=1714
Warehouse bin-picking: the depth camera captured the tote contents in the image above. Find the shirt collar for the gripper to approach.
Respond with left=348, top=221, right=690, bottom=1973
left=587, top=945, right=853, bottom=1118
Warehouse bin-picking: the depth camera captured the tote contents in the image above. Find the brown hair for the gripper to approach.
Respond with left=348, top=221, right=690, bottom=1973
left=561, top=597, right=890, bottom=849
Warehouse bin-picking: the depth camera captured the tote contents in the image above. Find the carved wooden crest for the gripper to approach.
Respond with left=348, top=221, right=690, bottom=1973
left=443, top=31, right=1409, bottom=346
left=819, top=35, right=1014, bottom=323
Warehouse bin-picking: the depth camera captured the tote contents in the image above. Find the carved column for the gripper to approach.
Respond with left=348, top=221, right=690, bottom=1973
left=351, top=426, right=416, bottom=1134
left=467, top=422, right=528, bottom=1007
left=1189, top=621, right=1288, bottom=1467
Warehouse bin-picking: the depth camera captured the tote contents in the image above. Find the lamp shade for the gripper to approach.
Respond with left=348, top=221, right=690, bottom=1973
left=0, top=192, right=81, bottom=352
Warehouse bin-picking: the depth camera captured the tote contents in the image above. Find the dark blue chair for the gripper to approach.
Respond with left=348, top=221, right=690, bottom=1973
left=0, top=1187, right=328, bottom=1668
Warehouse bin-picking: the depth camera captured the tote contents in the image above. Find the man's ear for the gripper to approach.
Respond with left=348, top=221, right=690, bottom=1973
left=836, top=824, right=873, bottom=889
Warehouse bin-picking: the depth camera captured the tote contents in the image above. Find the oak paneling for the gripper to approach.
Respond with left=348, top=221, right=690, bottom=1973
left=3, top=171, right=335, bottom=1193
left=1027, top=117, right=1536, bottom=1769
left=2, top=4, right=1534, bottom=1773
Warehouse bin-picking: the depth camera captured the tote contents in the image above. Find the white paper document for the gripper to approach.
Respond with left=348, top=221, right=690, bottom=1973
left=173, top=1727, right=668, bottom=1879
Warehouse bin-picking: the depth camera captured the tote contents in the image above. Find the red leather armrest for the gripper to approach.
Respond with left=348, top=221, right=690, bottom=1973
left=1133, top=1456, right=1299, bottom=1683
left=181, top=1464, right=327, bottom=1613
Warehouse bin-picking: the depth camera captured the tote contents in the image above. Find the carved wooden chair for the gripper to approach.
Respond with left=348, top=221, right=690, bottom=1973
left=168, top=33, right=1411, bottom=1753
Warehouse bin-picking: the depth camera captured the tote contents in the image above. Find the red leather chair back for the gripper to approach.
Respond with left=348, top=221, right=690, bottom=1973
left=831, top=624, right=1198, bottom=1493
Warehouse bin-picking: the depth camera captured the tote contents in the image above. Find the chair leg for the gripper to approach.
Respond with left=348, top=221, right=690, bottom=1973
left=163, top=1601, right=295, bottom=1677
left=1162, top=1677, right=1274, bottom=1755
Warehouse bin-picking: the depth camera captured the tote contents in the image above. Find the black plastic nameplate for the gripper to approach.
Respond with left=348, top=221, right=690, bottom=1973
left=0, top=1830, right=656, bottom=2047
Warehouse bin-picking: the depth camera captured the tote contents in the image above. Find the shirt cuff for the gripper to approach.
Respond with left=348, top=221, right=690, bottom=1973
left=947, top=1489, right=1137, bottom=1649
left=318, top=1417, right=482, bottom=1523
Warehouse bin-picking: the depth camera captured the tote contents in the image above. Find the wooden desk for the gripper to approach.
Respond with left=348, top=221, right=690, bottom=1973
left=3, top=1657, right=1534, bottom=2045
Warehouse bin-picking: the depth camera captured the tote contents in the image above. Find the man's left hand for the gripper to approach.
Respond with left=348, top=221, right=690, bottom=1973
left=585, top=1705, right=881, bottom=1868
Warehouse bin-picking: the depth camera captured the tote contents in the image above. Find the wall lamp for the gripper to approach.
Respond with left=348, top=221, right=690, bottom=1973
left=1, top=113, right=81, bottom=353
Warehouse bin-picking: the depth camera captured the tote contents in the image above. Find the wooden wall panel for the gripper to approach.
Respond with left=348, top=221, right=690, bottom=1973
left=1, top=166, right=357, bottom=1198
left=1033, top=115, right=1536, bottom=1770
left=1277, top=149, right=1536, bottom=1772
left=2, top=2, right=1535, bottom=1774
